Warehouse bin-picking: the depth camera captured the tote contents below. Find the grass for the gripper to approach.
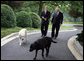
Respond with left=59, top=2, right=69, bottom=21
left=1, top=27, right=39, bottom=38
left=1, top=24, right=73, bottom=38
left=48, top=23, right=73, bottom=29
left=63, top=22, right=83, bottom=24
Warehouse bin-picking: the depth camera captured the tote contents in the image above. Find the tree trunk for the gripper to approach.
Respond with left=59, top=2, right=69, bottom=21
left=39, top=1, right=43, bottom=16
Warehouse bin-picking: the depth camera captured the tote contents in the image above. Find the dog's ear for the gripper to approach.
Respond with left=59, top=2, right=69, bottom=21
left=34, top=42, right=39, bottom=47
left=34, top=42, right=38, bottom=45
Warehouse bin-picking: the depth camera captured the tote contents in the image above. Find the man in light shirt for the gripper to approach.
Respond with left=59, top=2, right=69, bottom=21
left=51, top=7, right=63, bottom=39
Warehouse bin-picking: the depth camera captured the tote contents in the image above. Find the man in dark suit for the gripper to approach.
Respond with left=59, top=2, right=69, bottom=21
left=40, top=6, right=51, bottom=37
left=51, top=7, right=63, bottom=39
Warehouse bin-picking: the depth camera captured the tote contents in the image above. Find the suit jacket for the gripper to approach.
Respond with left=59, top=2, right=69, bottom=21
left=41, top=11, right=51, bottom=24
left=51, top=12, right=63, bottom=25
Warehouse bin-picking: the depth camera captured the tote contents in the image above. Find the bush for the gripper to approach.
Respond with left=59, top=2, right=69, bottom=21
left=21, top=7, right=31, bottom=13
left=16, top=11, right=32, bottom=27
left=63, top=17, right=68, bottom=22
left=23, top=1, right=38, bottom=13
left=76, top=30, right=83, bottom=42
left=29, top=12, right=41, bottom=28
left=14, top=7, right=31, bottom=13
left=1, top=4, right=16, bottom=28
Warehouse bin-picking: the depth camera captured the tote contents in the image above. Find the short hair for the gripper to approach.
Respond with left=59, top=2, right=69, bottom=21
left=55, top=7, right=60, bottom=11
left=45, top=5, right=48, bottom=8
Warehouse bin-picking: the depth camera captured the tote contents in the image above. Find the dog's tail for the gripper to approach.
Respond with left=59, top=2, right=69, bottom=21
left=51, top=39, right=57, bottom=43
left=52, top=41, right=57, bottom=43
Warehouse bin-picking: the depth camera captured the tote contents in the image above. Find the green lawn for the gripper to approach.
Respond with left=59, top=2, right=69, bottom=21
left=1, top=27, right=39, bottom=38
left=48, top=24, right=73, bottom=29
left=49, top=25, right=73, bottom=29
left=63, top=22, right=83, bottom=24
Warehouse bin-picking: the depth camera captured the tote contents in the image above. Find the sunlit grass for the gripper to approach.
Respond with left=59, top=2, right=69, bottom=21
left=63, top=22, right=83, bottom=24
left=1, top=27, right=39, bottom=38
left=48, top=23, right=73, bottom=29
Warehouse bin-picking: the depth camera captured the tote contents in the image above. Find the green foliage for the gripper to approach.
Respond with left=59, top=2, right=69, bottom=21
left=23, top=1, right=39, bottom=14
left=29, top=12, right=41, bottom=28
left=1, top=1, right=83, bottom=28
left=1, top=1, right=24, bottom=9
left=1, top=27, right=39, bottom=38
left=1, top=4, right=16, bottom=28
left=16, top=11, right=32, bottom=27
left=63, top=17, right=73, bottom=22
left=44, top=1, right=83, bottom=18
left=76, top=30, right=83, bottom=42
left=68, top=1, right=83, bottom=18
left=63, top=17, right=68, bottom=22
left=21, top=7, right=31, bottom=13
left=14, top=7, right=31, bottom=13
left=69, top=1, right=83, bottom=14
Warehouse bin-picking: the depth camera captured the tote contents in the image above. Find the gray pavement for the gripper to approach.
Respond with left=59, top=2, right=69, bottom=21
left=1, top=27, right=83, bottom=60
left=62, top=24, right=75, bottom=27
left=62, top=24, right=83, bottom=27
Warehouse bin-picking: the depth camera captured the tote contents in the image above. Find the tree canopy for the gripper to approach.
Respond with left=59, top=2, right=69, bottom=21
left=1, top=1, right=83, bottom=19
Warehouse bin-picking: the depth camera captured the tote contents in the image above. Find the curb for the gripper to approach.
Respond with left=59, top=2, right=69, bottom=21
left=1, top=28, right=77, bottom=46
left=1, top=28, right=77, bottom=42
left=1, top=32, right=18, bottom=41
left=1, top=30, right=40, bottom=41
left=74, top=39, right=83, bottom=56
left=1, top=31, right=41, bottom=46
left=73, top=24, right=83, bottom=27
left=67, top=36, right=83, bottom=60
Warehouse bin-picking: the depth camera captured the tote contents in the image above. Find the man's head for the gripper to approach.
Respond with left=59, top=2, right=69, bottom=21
left=45, top=5, right=48, bottom=11
left=55, top=7, right=60, bottom=13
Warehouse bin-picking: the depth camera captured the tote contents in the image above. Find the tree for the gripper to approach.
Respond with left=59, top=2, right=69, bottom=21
left=68, top=1, right=83, bottom=20
left=1, top=4, right=16, bottom=28
left=39, top=1, right=43, bottom=16
left=1, top=1, right=24, bottom=9
left=2, top=1, right=83, bottom=21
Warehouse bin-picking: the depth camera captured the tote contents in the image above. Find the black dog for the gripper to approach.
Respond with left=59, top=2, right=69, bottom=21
left=29, top=37, right=57, bottom=60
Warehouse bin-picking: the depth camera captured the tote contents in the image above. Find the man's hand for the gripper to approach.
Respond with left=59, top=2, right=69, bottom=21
left=60, top=23, right=62, bottom=26
left=42, top=16, right=46, bottom=21
left=42, top=16, right=44, bottom=19
left=44, top=18, right=47, bottom=21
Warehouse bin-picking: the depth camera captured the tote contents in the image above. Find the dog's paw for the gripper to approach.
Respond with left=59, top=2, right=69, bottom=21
left=19, top=43, right=22, bottom=46
left=46, top=54, right=48, bottom=57
left=33, top=58, right=36, bottom=60
left=42, top=56, right=45, bottom=60
left=42, top=55, right=44, bottom=58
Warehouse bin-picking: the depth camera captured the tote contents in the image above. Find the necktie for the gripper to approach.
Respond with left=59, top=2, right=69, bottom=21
left=45, top=11, right=46, bottom=14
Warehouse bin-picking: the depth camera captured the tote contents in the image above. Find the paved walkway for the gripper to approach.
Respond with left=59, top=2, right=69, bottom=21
left=1, top=26, right=83, bottom=60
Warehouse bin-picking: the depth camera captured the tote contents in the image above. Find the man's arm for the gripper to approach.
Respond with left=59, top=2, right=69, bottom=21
left=40, top=12, right=43, bottom=19
left=40, top=11, right=46, bottom=21
left=51, top=14, right=54, bottom=24
left=47, top=12, right=51, bottom=20
left=60, top=13, right=63, bottom=24
left=45, top=12, right=51, bottom=21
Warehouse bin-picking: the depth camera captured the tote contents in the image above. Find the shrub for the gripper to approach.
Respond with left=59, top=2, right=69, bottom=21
left=29, top=12, right=41, bottom=28
left=76, top=30, right=83, bottom=42
left=16, top=11, right=32, bottom=27
left=15, top=7, right=31, bottom=13
left=21, top=7, right=31, bottom=13
left=1, top=4, right=16, bottom=28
